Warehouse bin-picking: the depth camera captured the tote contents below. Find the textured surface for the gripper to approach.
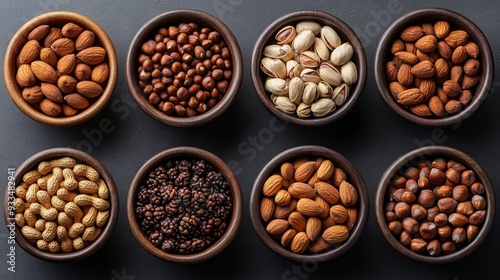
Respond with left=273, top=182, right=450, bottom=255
left=0, top=0, right=499, bottom=279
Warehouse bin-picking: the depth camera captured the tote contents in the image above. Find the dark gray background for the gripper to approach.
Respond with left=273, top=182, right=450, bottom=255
left=1, top=0, right=499, bottom=279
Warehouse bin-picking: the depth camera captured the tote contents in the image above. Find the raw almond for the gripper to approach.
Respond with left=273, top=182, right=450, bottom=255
left=410, top=104, right=432, bottom=117
left=436, top=87, right=449, bottom=104
left=306, top=217, right=322, bottom=241
left=76, top=46, right=106, bottom=65
left=31, top=60, right=58, bottom=83
left=64, top=93, right=90, bottom=110
left=40, top=83, right=63, bottom=103
left=450, top=65, right=464, bottom=83
left=315, top=196, right=330, bottom=218
left=445, top=30, right=469, bottom=48
left=75, top=30, right=95, bottom=51
left=386, top=61, right=399, bottom=81
left=28, top=24, right=50, bottom=41
left=322, top=225, right=349, bottom=244
left=389, top=81, right=406, bottom=99
left=314, top=181, right=339, bottom=204
left=274, top=199, right=297, bottom=219
left=397, top=63, right=413, bottom=86
left=266, top=219, right=289, bottom=235
left=330, top=205, right=349, bottom=224
left=297, top=198, right=323, bottom=217
left=293, top=161, right=315, bottom=182
left=39, top=98, right=62, bottom=116
left=288, top=211, right=307, bottom=232
left=51, top=38, right=75, bottom=56
left=459, top=90, right=473, bottom=106
left=290, top=232, right=310, bottom=254
left=434, top=21, right=450, bottom=39
left=331, top=168, right=346, bottom=187
left=91, top=63, right=109, bottom=84
left=464, top=42, right=480, bottom=59
left=345, top=207, right=358, bottom=230
left=462, top=75, right=479, bottom=90
left=321, top=216, right=337, bottom=229
left=463, top=59, right=480, bottom=76
left=280, top=162, right=294, bottom=181
left=451, top=46, right=467, bottom=64
left=74, top=63, right=92, bottom=81
left=61, top=103, right=79, bottom=117
left=397, top=88, right=424, bottom=106
left=57, top=75, right=78, bottom=94
left=40, top=47, right=58, bottom=68
left=76, top=80, right=104, bottom=98
left=57, top=54, right=77, bottom=75
left=61, top=22, right=83, bottom=38
left=274, top=189, right=291, bottom=206
left=395, top=51, right=419, bottom=65
left=445, top=99, right=462, bottom=114
left=262, top=174, right=283, bottom=197
left=391, top=39, right=405, bottom=54
left=260, top=197, right=275, bottom=222
left=307, top=237, right=330, bottom=253
left=339, top=180, right=358, bottom=207
left=437, top=41, right=452, bottom=60
left=43, top=27, right=62, bottom=47
left=443, top=80, right=461, bottom=97
left=19, top=40, right=40, bottom=64
left=400, top=26, right=425, bottom=42
left=22, top=86, right=43, bottom=103
left=434, top=58, right=449, bottom=78
left=16, top=64, right=36, bottom=87
left=418, top=78, right=436, bottom=100
left=281, top=229, right=297, bottom=247
left=415, top=35, right=437, bottom=53
left=288, top=182, right=316, bottom=199
left=317, top=160, right=334, bottom=180
left=411, top=60, right=435, bottom=78
left=421, top=23, right=435, bottom=36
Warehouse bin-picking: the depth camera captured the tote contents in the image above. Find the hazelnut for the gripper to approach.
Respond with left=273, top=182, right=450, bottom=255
left=456, top=201, right=475, bottom=216
left=426, top=206, right=440, bottom=222
left=435, top=185, right=453, bottom=198
left=400, top=231, right=412, bottom=247
left=469, top=210, right=486, bottom=226
left=448, top=213, right=469, bottom=227
left=392, top=188, right=406, bottom=203
left=405, top=179, right=418, bottom=193
left=419, top=221, right=437, bottom=240
left=438, top=225, right=452, bottom=238
left=411, top=204, right=428, bottom=220
left=417, top=177, right=430, bottom=189
left=405, top=167, right=420, bottom=180
left=411, top=238, right=427, bottom=253
left=402, top=217, right=420, bottom=234
left=433, top=213, right=448, bottom=227
left=401, top=191, right=417, bottom=204
left=471, top=194, right=486, bottom=210
left=448, top=160, right=467, bottom=172
left=388, top=220, right=403, bottom=236
left=385, top=201, right=396, bottom=212
left=452, top=227, right=466, bottom=243
left=419, top=166, right=431, bottom=179
left=452, top=185, right=468, bottom=202
left=418, top=189, right=436, bottom=208
left=432, top=158, right=447, bottom=171
left=445, top=168, right=460, bottom=184
left=471, top=182, right=485, bottom=195
left=427, top=239, right=442, bottom=256
left=393, top=176, right=407, bottom=188
left=429, top=168, right=445, bottom=185
left=441, top=241, right=456, bottom=254
left=460, top=170, right=476, bottom=186
left=437, top=197, right=458, bottom=214
left=395, top=202, right=411, bottom=218
left=467, top=225, right=479, bottom=242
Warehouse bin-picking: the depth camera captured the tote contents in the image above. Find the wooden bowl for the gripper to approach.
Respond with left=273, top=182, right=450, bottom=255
left=375, top=145, right=495, bottom=263
left=126, top=146, right=243, bottom=263
left=3, top=147, right=119, bottom=262
left=374, top=8, right=494, bottom=127
left=3, top=11, right=118, bottom=127
left=251, top=11, right=367, bottom=127
left=126, top=9, right=243, bottom=127
left=249, top=145, right=369, bottom=262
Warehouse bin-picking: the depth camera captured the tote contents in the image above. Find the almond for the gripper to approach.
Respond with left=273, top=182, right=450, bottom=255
left=40, top=83, right=63, bottom=103
left=462, top=75, right=479, bottom=90
left=421, top=23, right=435, bottom=36
left=459, top=90, right=473, bottom=106
left=436, top=87, right=449, bottom=104
left=463, top=59, right=480, bottom=76
left=57, top=75, right=78, bottom=94
left=415, top=35, right=437, bottom=53
left=316, top=160, right=334, bottom=180
left=91, top=63, right=109, bottom=84
left=76, top=80, right=104, bottom=98
left=51, top=38, right=75, bottom=56
left=331, top=168, right=346, bottom=187
left=290, top=232, right=310, bottom=254
left=464, top=42, right=480, bottom=59
left=64, top=93, right=90, bottom=110
left=410, top=104, right=432, bottom=117
left=274, top=189, right=291, bottom=206
left=445, top=30, right=469, bottom=48
left=22, top=86, right=43, bottom=103
left=315, top=196, right=330, bottom=218
left=39, top=98, right=62, bottom=117
left=76, top=46, right=106, bottom=65
left=307, top=237, right=330, bottom=253
left=443, top=80, right=462, bottom=97
left=28, top=24, right=50, bottom=41
left=281, top=229, right=297, bottom=247
left=397, top=63, right=413, bottom=86
left=274, top=199, right=297, bottom=219
left=62, top=103, right=79, bottom=117
left=437, top=41, right=452, bottom=60
left=61, top=22, right=83, bottom=38
left=40, top=47, right=58, bottom=68
left=418, top=78, right=436, bottom=100
left=266, top=219, right=289, bottom=235
left=280, top=162, right=294, bottom=181
left=386, top=61, right=399, bottom=81
left=391, top=39, right=405, bottom=54
left=43, top=27, right=62, bottom=47
left=297, top=198, right=323, bottom=217
left=16, top=64, right=37, bottom=87
left=288, top=182, right=316, bottom=199
left=307, top=173, right=320, bottom=186
left=57, top=54, right=77, bottom=75
left=451, top=46, right=467, bottom=64
left=322, top=225, right=349, bottom=244
left=395, top=51, right=419, bottom=65
left=445, top=100, right=462, bottom=114
left=450, top=65, right=464, bottom=83
left=434, top=21, right=450, bottom=39
left=19, top=40, right=40, bottom=64
left=31, top=60, right=58, bottom=83
left=400, top=26, right=425, bottom=42
left=345, top=207, right=358, bottom=230
left=411, top=60, right=436, bottom=79
left=405, top=42, right=417, bottom=54
left=389, top=81, right=406, bottom=99
left=75, top=30, right=95, bottom=51
left=262, top=174, right=283, bottom=197
left=74, top=63, right=92, bottom=81
left=260, top=197, right=275, bottom=222
left=314, top=181, right=339, bottom=204
left=339, top=180, right=358, bottom=207
left=288, top=211, right=307, bottom=232
left=397, top=88, right=424, bottom=106
left=330, top=205, right=349, bottom=224
left=434, top=58, right=449, bottom=78
left=306, top=217, right=322, bottom=241
left=293, top=161, right=315, bottom=182
left=321, top=216, right=337, bottom=229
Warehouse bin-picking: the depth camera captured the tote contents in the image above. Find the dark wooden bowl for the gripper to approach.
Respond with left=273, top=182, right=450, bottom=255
left=375, top=145, right=495, bottom=263
left=249, top=145, right=369, bottom=262
left=3, top=11, right=118, bottom=127
left=3, top=147, right=119, bottom=262
left=126, top=146, right=243, bottom=263
left=374, top=8, right=494, bottom=127
left=126, top=9, right=243, bottom=127
left=251, top=11, right=367, bottom=127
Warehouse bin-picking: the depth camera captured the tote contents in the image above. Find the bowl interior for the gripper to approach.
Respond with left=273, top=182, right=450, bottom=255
left=249, top=145, right=369, bottom=262
left=3, top=147, right=119, bottom=262
left=3, top=11, right=118, bottom=127
left=126, top=147, right=243, bottom=263
left=375, top=145, right=495, bottom=264
left=126, top=9, right=243, bottom=127
left=374, top=8, right=494, bottom=127
left=251, top=11, right=367, bottom=127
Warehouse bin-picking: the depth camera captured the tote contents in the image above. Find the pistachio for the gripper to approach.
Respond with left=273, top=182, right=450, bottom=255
left=330, top=42, right=353, bottom=66
left=296, top=21, right=322, bottom=36
left=300, top=68, right=322, bottom=84
left=341, top=61, right=358, bottom=85
left=286, top=60, right=303, bottom=78
left=302, top=82, right=318, bottom=105
left=318, top=62, right=342, bottom=86
left=292, top=30, right=315, bottom=53
left=276, top=26, right=297, bottom=45
left=274, top=96, right=296, bottom=114
left=332, top=83, right=350, bottom=106
left=321, top=26, right=341, bottom=50
left=261, top=57, right=287, bottom=79
left=296, top=102, right=312, bottom=118
left=297, top=51, right=321, bottom=68
left=263, top=44, right=282, bottom=59
left=279, top=44, right=295, bottom=62
left=265, top=78, right=288, bottom=95
left=317, top=81, right=333, bottom=98
left=314, top=38, right=330, bottom=61
left=289, top=77, right=304, bottom=104
left=311, top=98, right=336, bottom=117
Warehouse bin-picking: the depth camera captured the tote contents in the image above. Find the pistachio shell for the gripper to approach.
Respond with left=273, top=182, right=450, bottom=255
left=318, top=62, right=342, bottom=86
left=296, top=102, right=311, bottom=118
left=332, top=83, right=350, bottom=106
left=289, top=77, right=304, bottom=104
left=276, top=25, right=297, bottom=45
left=341, top=61, right=358, bottom=85
left=261, top=58, right=286, bottom=79
left=311, top=98, right=336, bottom=117
left=263, top=44, right=282, bottom=59
left=265, top=78, right=288, bottom=95
left=302, top=82, right=318, bottom=105
left=317, top=81, right=333, bottom=98
left=292, top=30, right=315, bottom=53
left=330, top=42, right=353, bottom=66
left=300, top=68, right=322, bottom=84
left=287, top=60, right=303, bottom=78
left=314, top=38, right=330, bottom=61
left=297, top=51, right=321, bottom=68
left=274, top=96, right=296, bottom=114
left=279, top=44, right=295, bottom=62
left=296, top=21, right=322, bottom=36
left=321, top=26, right=341, bottom=50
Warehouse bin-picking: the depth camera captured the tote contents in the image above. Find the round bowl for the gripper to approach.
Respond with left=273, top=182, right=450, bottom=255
left=126, top=9, right=243, bottom=127
left=374, top=8, right=494, bottom=127
left=251, top=11, right=367, bottom=127
left=375, top=145, right=495, bottom=264
left=249, top=145, right=369, bottom=262
left=126, top=146, right=243, bottom=263
left=3, top=147, right=119, bottom=262
left=3, top=11, right=118, bottom=127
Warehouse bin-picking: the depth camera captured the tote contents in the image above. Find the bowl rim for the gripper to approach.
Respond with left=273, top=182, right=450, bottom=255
left=251, top=10, right=367, bottom=127
left=249, top=145, right=369, bottom=262
left=374, top=7, right=495, bottom=128
left=374, top=145, right=495, bottom=264
left=126, top=146, right=244, bottom=263
left=2, top=147, right=120, bottom=262
left=3, top=10, right=118, bottom=127
left=125, top=9, right=243, bottom=127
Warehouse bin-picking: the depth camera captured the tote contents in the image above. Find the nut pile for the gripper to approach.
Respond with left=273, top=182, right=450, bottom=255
left=384, top=157, right=487, bottom=256
left=135, top=158, right=233, bottom=254
left=386, top=21, right=480, bottom=117
left=261, top=21, right=358, bottom=118
left=16, top=22, right=109, bottom=117
left=13, top=157, right=110, bottom=253
left=259, top=157, right=358, bottom=254
left=137, top=23, right=233, bottom=117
